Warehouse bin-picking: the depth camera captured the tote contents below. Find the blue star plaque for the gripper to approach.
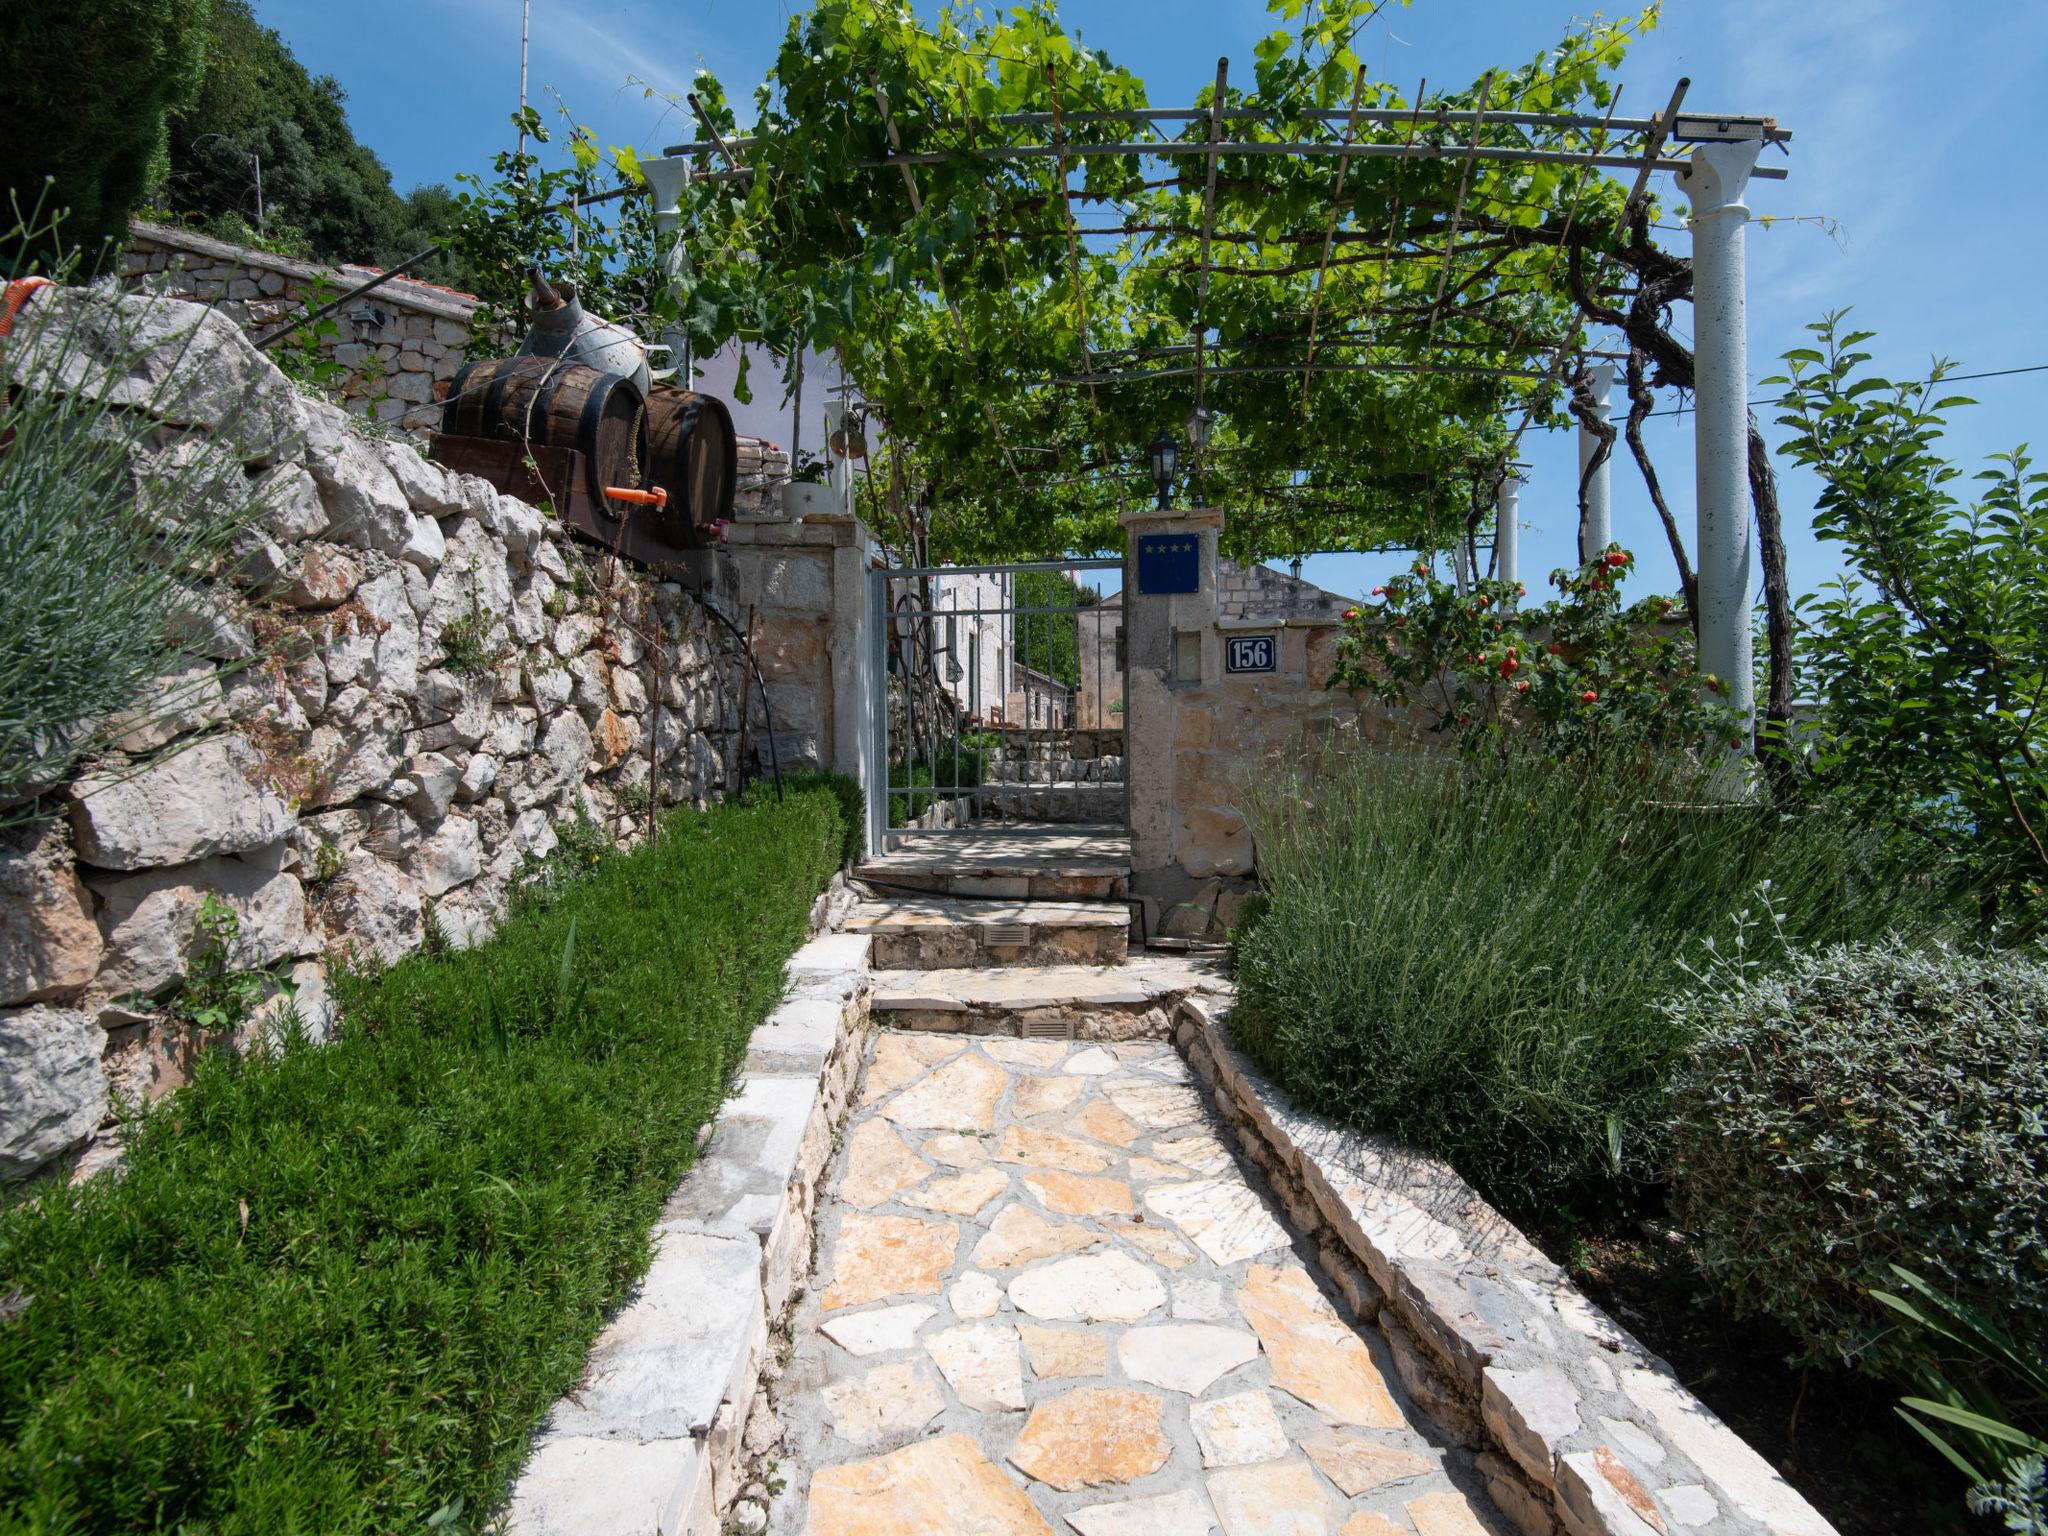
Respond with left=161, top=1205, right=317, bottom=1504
left=1135, top=534, right=1199, bottom=595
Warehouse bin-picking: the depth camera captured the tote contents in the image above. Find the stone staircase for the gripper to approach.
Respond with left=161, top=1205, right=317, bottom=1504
left=850, top=825, right=1229, bottom=1039
left=977, top=751, right=1126, bottom=824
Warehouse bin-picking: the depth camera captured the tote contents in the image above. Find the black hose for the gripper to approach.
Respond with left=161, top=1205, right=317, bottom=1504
left=252, top=245, right=442, bottom=350
left=685, top=585, right=782, bottom=802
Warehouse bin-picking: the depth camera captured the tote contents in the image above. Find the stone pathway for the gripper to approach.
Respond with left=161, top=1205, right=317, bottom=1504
left=767, top=1031, right=1508, bottom=1536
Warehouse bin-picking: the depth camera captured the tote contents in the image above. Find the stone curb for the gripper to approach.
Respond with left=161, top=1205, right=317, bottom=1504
left=504, top=925, right=874, bottom=1536
left=1172, top=995, right=1838, bottom=1536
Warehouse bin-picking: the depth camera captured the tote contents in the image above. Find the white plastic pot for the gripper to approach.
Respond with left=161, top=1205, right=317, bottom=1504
left=781, top=481, right=838, bottom=520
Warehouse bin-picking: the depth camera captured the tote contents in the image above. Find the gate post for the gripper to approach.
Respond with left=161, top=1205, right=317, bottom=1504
left=1120, top=505, right=1225, bottom=920
left=724, top=510, right=881, bottom=846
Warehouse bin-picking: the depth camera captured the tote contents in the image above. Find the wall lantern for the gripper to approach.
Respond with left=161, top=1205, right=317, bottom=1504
left=1147, top=431, right=1179, bottom=510
left=1184, top=405, right=1215, bottom=453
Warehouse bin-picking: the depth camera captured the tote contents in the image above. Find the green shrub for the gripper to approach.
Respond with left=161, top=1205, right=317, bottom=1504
left=783, top=769, right=864, bottom=867
left=1, top=2, right=209, bottom=264
left=0, top=249, right=261, bottom=805
left=1667, top=942, right=2048, bottom=1382
left=889, top=733, right=989, bottom=825
left=0, top=786, right=847, bottom=1534
left=1770, top=315, right=2048, bottom=931
left=1233, top=747, right=1946, bottom=1216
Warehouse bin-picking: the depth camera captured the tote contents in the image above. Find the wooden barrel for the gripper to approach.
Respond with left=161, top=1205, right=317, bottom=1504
left=442, top=355, right=646, bottom=517
left=641, top=387, right=736, bottom=546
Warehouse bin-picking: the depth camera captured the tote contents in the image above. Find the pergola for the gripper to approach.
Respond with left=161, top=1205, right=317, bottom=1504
left=639, top=58, right=1792, bottom=731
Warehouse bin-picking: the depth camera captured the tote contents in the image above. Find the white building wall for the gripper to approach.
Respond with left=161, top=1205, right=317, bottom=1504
left=925, top=571, right=1012, bottom=724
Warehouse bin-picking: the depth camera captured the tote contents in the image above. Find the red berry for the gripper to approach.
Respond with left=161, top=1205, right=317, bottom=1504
left=1604, top=551, right=1629, bottom=568
left=1370, top=586, right=1386, bottom=597
left=1516, top=680, right=1530, bottom=694
left=1580, top=689, right=1599, bottom=703
left=1342, top=607, right=1361, bottom=621
left=1548, top=642, right=1564, bottom=655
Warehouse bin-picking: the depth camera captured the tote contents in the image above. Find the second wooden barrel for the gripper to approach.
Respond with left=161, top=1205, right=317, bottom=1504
left=642, top=387, right=736, bottom=546
left=442, top=355, right=646, bottom=517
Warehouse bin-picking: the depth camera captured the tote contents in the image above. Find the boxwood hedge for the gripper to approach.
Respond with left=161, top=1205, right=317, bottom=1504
left=1667, top=941, right=2048, bottom=1379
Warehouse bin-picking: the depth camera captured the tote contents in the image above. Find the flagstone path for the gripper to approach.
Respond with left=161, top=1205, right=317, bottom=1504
left=767, top=1030, right=1509, bottom=1536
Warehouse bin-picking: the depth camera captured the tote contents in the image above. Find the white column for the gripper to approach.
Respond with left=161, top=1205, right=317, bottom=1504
left=1576, top=362, right=1615, bottom=561
left=1679, top=140, right=1763, bottom=737
left=1494, top=472, right=1522, bottom=591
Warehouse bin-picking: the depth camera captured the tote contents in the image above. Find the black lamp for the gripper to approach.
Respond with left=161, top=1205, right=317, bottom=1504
left=1147, top=431, right=1179, bottom=510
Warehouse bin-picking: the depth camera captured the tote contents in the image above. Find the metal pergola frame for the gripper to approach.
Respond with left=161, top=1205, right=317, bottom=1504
left=657, top=68, right=1787, bottom=444
left=644, top=53, right=1793, bottom=733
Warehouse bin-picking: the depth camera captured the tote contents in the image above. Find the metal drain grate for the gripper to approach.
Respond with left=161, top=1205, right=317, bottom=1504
left=1019, top=1016, right=1075, bottom=1040
left=981, top=922, right=1031, bottom=949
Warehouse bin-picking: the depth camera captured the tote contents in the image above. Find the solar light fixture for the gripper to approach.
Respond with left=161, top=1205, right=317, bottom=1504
left=1147, top=431, right=1179, bottom=510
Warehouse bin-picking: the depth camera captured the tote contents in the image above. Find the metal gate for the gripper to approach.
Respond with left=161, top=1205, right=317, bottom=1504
left=864, top=559, right=1125, bottom=852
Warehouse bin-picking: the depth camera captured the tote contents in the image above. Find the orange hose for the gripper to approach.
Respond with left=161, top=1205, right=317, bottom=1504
left=604, top=485, right=668, bottom=509
left=0, top=276, right=52, bottom=342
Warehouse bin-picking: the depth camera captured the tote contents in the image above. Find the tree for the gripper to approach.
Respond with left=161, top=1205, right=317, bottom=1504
left=0, top=0, right=212, bottom=268
left=1771, top=314, right=2048, bottom=931
left=157, top=0, right=470, bottom=283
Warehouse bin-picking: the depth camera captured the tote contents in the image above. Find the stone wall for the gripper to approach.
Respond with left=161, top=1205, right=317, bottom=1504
left=123, top=220, right=484, bottom=427
left=1120, top=508, right=1432, bottom=923
left=1177, top=996, right=1838, bottom=1536
left=0, top=286, right=782, bottom=1183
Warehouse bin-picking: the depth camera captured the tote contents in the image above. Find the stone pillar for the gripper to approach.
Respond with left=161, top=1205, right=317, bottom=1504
left=724, top=511, right=879, bottom=822
left=1576, top=362, right=1615, bottom=562
left=1494, top=472, right=1522, bottom=590
left=1120, top=505, right=1223, bottom=916
left=1679, top=140, right=1763, bottom=737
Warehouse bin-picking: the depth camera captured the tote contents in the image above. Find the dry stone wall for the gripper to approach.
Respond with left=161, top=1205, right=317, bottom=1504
left=0, top=287, right=759, bottom=1182
left=123, top=220, right=484, bottom=427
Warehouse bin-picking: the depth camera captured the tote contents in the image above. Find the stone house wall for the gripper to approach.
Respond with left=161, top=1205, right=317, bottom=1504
left=122, top=220, right=486, bottom=428
left=0, top=287, right=822, bottom=1184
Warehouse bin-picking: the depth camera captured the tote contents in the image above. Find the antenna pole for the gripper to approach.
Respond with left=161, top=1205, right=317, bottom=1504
left=516, top=0, right=531, bottom=167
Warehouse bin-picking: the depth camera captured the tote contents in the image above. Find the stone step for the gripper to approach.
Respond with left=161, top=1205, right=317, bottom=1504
left=871, top=952, right=1232, bottom=1039
left=845, top=896, right=1129, bottom=970
left=859, top=825, right=1131, bottom=901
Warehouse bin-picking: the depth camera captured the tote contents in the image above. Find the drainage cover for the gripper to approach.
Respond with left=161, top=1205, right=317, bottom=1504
left=981, top=922, right=1031, bottom=948
left=1019, top=1016, right=1075, bottom=1040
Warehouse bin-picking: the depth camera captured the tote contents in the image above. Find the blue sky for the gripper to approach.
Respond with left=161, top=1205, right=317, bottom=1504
left=257, top=0, right=2048, bottom=601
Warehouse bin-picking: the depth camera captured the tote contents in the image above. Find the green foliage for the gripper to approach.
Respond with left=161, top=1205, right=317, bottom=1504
left=1668, top=942, right=2047, bottom=1387
left=443, top=108, right=660, bottom=348
left=0, top=0, right=211, bottom=267
left=266, top=273, right=349, bottom=395
left=1876, top=1266, right=2048, bottom=1532
left=888, top=733, right=991, bottom=826
left=1013, top=570, right=1094, bottom=686
left=1329, top=550, right=1730, bottom=764
left=164, top=894, right=275, bottom=1033
left=784, top=769, right=866, bottom=866
left=0, top=786, right=848, bottom=1533
left=436, top=0, right=1654, bottom=562
left=1771, top=314, right=2048, bottom=931
left=155, top=0, right=470, bottom=280
left=434, top=597, right=506, bottom=679
left=511, top=796, right=615, bottom=909
left=1233, top=749, right=1944, bottom=1215
left=0, top=248, right=260, bottom=805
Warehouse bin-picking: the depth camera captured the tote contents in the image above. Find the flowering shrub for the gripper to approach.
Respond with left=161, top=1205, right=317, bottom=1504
left=1327, top=550, right=1734, bottom=763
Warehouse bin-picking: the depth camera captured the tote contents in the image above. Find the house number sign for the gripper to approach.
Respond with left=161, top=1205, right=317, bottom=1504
left=1225, top=634, right=1276, bottom=673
